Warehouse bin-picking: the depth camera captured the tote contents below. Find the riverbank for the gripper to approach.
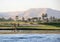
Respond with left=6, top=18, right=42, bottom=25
left=0, top=22, right=60, bottom=34
left=0, top=22, right=60, bottom=30
left=0, top=25, right=60, bottom=30
left=0, top=30, right=60, bottom=34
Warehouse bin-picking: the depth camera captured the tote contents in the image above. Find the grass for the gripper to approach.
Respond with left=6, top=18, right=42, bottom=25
left=0, top=25, right=60, bottom=29
left=17, top=25, right=60, bottom=29
left=0, top=21, right=60, bottom=29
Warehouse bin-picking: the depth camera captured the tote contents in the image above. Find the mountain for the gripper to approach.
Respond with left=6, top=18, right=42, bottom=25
left=22, top=8, right=60, bottom=18
left=23, top=8, right=46, bottom=18
left=47, top=8, right=60, bottom=18
left=0, top=8, right=60, bottom=19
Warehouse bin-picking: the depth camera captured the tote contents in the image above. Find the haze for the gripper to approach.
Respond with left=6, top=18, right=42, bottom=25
left=0, top=0, right=60, bottom=12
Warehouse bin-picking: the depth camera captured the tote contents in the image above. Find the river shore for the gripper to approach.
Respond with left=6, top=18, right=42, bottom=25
left=0, top=30, right=60, bottom=34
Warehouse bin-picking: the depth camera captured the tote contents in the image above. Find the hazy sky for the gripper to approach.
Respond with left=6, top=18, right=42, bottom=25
left=0, top=0, right=60, bottom=12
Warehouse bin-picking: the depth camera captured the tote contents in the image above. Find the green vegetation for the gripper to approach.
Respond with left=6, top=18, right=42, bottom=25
left=0, top=15, right=60, bottom=30
left=0, top=21, right=60, bottom=29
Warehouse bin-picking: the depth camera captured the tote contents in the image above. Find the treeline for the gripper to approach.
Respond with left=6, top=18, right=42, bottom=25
left=0, top=17, right=14, bottom=21
left=38, top=22, right=60, bottom=27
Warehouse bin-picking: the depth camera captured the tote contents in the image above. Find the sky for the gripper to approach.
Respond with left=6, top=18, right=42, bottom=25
left=0, top=0, right=60, bottom=12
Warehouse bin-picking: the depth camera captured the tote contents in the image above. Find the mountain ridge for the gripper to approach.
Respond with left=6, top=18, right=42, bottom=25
left=0, top=8, right=60, bottom=19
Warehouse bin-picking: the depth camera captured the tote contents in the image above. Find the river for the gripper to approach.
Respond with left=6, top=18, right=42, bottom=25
left=0, top=34, right=60, bottom=42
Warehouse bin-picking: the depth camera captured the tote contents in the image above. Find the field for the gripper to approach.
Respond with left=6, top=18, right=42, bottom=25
left=0, top=21, right=60, bottom=30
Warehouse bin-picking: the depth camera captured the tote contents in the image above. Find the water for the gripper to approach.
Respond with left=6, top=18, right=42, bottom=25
left=0, top=34, right=60, bottom=42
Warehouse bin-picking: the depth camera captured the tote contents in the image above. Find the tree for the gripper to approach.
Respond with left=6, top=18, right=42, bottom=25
left=41, top=13, right=48, bottom=22
left=0, top=17, right=6, bottom=21
left=49, top=16, right=53, bottom=22
left=39, top=17, right=41, bottom=20
left=22, top=17, right=25, bottom=22
left=49, top=16, right=56, bottom=22
left=27, top=18, right=31, bottom=22
left=44, top=13, right=48, bottom=17
left=57, top=19, right=60, bottom=23
left=52, top=16, right=55, bottom=20
left=52, top=16, right=56, bottom=22
left=32, top=17, right=38, bottom=22
left=46, top=18, right=49, bottom=22
left=42, top=13, right=45, bottom=20
left=15, top=16, right=19, bottom=21
left=7, top=17, right=14, bottom=21
left=42, top=13, right=48, bottom=20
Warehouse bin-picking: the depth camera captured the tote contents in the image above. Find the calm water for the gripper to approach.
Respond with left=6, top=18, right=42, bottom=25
left=0, top=34, right=60, bottom=42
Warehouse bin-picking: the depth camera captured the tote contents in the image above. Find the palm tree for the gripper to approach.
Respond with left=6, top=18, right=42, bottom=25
left=42, top=13, right=45, bottom=20
left=44, top=13, right=47, bottom=17
left=42, top=13, right=48, bottom=19
left=27, top=18, right=31, bottom=22
left=52, top=16, right=56, bottom=22
left=49, top=16, right=56, bottom=22
left=14, top=16, right=19, bottom=32
left=32, top=17, right=38, bottom=22
left=8, top=17, right=14, bottom=21
left=22, top=17, right=25, bottom=22
left=38, top=17, right=41, bottom=21
left=15, top=16, right=19, bottom=21
left=41, top=13, right=48, bottom=22
left=45, top=13, right=48, bottom=22
left=49, top=16, right=53, bottom=22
